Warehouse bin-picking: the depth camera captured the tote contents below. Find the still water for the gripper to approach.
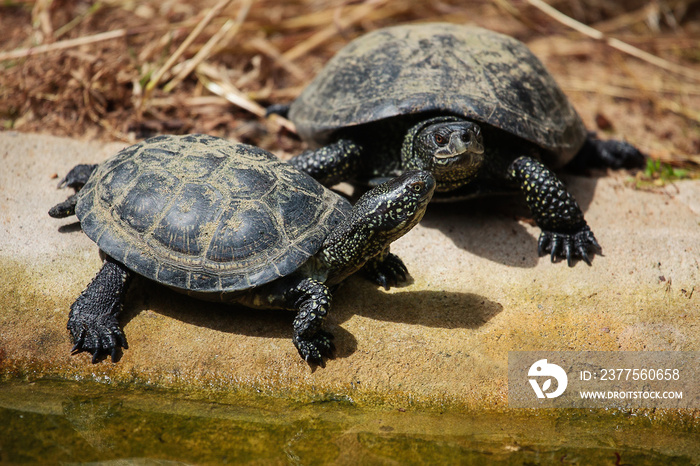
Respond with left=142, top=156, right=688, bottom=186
left=1, top=378, right=697, bottom=464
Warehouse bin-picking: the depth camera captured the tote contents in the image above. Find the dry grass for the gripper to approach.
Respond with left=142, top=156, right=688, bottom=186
left=1, top=0, right=699, bottom=166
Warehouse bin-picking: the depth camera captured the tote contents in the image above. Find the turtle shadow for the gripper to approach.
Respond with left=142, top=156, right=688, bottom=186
left=118, top=275, right=501, bottom=361
left=332, top=278, right=503, bottom=330
left=57, top=221, right=83, bottom=234
left=119, top=278, right=359, bottom=359
left=121, top=278, right=308, bottom=340
left=419, top=173, right=599, bottom=268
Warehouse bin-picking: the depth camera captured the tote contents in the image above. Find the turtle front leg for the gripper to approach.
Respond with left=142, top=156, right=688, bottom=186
left=288, top=139, right=363, bottom=186
left=362, top=247, right=409, bottom=290
left=49, top=163, right=98, bottom=218
left=291, top=279, right=335, bottom=366
left=507, top=156, right=601, bottom=266
left=262, top=277, right=335, bottom=365
left=68, top=256, right=131, bottom=363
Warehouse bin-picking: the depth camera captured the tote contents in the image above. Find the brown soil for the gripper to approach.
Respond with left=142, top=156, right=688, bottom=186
left=1, top=0, right=699, bottom=167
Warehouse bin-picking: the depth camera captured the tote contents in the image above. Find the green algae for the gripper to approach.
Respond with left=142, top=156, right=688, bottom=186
left=0, top=379, right=698, bottom=464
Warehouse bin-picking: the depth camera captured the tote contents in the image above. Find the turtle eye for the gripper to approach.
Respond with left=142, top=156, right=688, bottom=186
left=433, top=133, right=447, bottom=146
left=410, top=181, right=424, bottom=193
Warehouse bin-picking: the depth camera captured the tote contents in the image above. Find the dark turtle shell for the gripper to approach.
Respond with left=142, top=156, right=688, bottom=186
left=289, top=23, right=587, bottom=166
left=75, top=134, right=350, bottom=293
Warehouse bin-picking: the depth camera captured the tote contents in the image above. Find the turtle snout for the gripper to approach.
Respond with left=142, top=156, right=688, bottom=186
left=434, top=127, right=484, bottom=160
left=430, top=126, right=485, bottom=187
left=461, top=127, right=484, bottom=155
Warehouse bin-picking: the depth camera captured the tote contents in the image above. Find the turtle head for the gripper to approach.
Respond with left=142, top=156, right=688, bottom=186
left=403, top=116, right=484, bottom=191
left=352, top=170, right=435, bottom=244
left=319, top=170, right=434, bottom=284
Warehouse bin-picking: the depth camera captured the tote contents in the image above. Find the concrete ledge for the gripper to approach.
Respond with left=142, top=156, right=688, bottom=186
left=1, top=131, right=699, bottom=409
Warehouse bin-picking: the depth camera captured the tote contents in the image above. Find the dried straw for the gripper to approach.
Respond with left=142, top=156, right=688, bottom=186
left=527, top=0, right=700, bottom=82
left=145, top=0, right=233, bottom=95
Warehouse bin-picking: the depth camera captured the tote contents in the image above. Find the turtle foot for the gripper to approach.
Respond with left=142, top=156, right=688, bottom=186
left=294, top=330, right=335, bottom=367
left=537, top=226, right=602, bottom=267
left=68, top=313, right=128, bottom=364
left=58, top=163, right=98, bottom=189
left=364, top=252, right=409, bottom=290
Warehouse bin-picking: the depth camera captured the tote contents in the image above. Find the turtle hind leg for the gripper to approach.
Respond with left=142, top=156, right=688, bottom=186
left=569, top=132, right=646, bottom=171
left=68, top=256, right=131, bottom=363
left=49, top=163, right=98, bottom=218
left=508, top=156, right=601, bottom=266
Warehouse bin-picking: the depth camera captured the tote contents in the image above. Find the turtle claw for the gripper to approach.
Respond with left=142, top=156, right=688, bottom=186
left=537, top=234, right=549, bottom=257
left=295, top=330, right=335, bottom=366
left=67, top=312, right=127, bottom=363
left=70, top=329, right=87, bottom=354
left=548, top=235, right=562, bottom=263
left=562, top=241, right=573, bottom=267
left=579, top=248, right=591, bottom=266
left=538, top=226, right=601, bottom=266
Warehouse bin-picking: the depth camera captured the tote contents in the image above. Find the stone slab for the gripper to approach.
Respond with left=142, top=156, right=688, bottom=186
left=1, top=131, right=698, bottom=409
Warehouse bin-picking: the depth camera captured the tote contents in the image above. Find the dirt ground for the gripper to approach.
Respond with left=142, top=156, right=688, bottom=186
left=1, top=0, right=699, bottom=174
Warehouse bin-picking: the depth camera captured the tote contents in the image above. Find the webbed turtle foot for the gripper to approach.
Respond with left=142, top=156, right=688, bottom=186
left=294, top=330, right=335, bottom=367
left=364, top=252, right=409, bottom=290
left=58, top=163, right=98, bottom=189
left=68, top=314, right=128, bottom=364
left=537, top=226, right=602, bottom=267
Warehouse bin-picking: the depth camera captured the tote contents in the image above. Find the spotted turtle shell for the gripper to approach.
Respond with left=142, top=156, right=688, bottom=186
left=289, top=23, right=587, bottom=166
left=75, top=134, right=350, bottom=294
